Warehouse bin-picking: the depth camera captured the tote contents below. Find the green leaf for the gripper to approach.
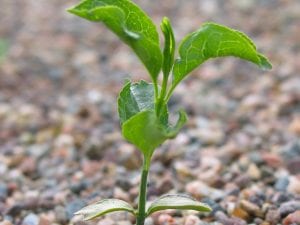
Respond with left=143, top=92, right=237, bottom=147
left=122, top=110, right=187, bottom=158
left=74, top=199, right=135, bottom=220
left=161, top=17, right=176, bottom=77
left=173, top=22, right=272, bottom=87
left=68, top=0, right=163, bottom=82
left=118, top=80, right=155, bottom=125
left=146, top=194, right=211, bottom=216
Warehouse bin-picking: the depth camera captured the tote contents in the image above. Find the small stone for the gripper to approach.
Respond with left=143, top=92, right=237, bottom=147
left=279, top=201, right=300, bottom=217
left=265, top=209, right=280, bottom=224
left=158, top=214, right=175, bottom=225
left=231, top=207, right=249, bottom=220
left=259, top=222, right=271, bottom=225
left=283, top=211, right=300, bottom=225
left=144, top=217, right=154, bottom=225
left=274, top=177, right=289, bottom=192
left=240, top=200, right=263, bottom=217
left=286, top=158, right=300, bottom=175
left=247, top=164, right=261, bottom=180
left=22, top=213, right=39, bottom=225
left=66, top=199, right=86, bottom=220
left=184, top=215, right=200, bottom=225
left=186, top=181, right=224, bottom=200
left=97, top=218, right=115, bottom=225
left=113, top=187, right=130, bottom=202
left=54, top=206, right=68, bottom=224
left=38, top=215, right=51, bottom=225
left=118, top=144, right=140, bottom=170
left=262, top=153, right=282, bottom=168
left=234, top=174, right=251, bottom=189
left=70, top=181, right=88, bottom=195
left=0, top=221, right=13, bottom=225
left=287, top=176, right=300, bottom=194
left=289, top=117, right=300, bottom=135
left=215, top=211, right=247, bottom=225
left=156, top=174, right=174, bottom=194
left=19, top=157, right=37, bottom=176
left=0, top=183, right=8, bottom=200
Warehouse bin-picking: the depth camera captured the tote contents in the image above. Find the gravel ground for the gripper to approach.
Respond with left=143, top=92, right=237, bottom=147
left=0, top=0, right=300, bottom=225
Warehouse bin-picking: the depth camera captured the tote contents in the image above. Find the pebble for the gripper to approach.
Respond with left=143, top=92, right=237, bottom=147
left=158, top=214, right=175, bottom=225
left=54, top=206, right=68, bottom=224
left=289, top=117, right=300, bottom=135
left=231, top=207, right=249, bottom=220
left=144, top=217, right=154, bottom=225
left=184, top=215, right=201, bottom=225
left=286, top=159, right=300, bottom=175
left=215, top=211, right=247, bottom=225
left=38, top=215, right=51, bottom=225
left=274, top=177, right=289, bottom=192
left=118, top=144, right=141, bottom=170
left=22, top=213, right=39, bottom=225
left=247, top=163, right=261, bottom=180
left=0, top=221, right=13, bottom=225
left=287, top=176, right=300, bottom=194
left=0, top=183, right=8, bottom=200
left=283, top=211, right=300, bottom=225
left=279, top=201, right=300, bottom=217
left=185, top=181, right=224, bottom=200
left=65, top=199, right=86, bottom=220
left=240, top=200, right=263, bottom=217
left=265, top=209, right=280, bottom=224
left=97, top=218, right=115, bottom=225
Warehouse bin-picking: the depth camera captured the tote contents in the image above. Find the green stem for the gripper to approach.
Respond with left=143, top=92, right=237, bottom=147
left=154, top=86, right=158, bottom=101
left=156, top=76, right=168, bottom=116
left=165, top=83, right=176, bottom=102
left=136, top=157, right=150, bottom=225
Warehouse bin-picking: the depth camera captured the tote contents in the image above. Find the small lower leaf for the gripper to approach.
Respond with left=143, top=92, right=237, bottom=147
left=146, top=194, right=211, bottom=216
left=75, top=199, right=135, bottom=220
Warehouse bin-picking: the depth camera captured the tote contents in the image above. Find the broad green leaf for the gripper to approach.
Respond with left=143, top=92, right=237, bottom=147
left=68, top=0, right=163, bottom=81
left=74, top=199, right=135, bottom=220
left=118, top=80, right=155, bottom=125
left=173, top=23, right=272, bottom=87
left=161, top=17, right=176, bottom=77
left=122, top=110, right=187, bottom=158
left=146, top=194, right=211, bottom=216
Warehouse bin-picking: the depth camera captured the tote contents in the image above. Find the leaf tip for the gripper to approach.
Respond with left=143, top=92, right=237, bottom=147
left=258, top=54, right=272, bottom=70
left=67, top=6, right=79, bottom=15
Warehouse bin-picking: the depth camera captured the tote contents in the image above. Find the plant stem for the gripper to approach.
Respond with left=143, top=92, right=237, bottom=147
left=136, top=157, right=150, bottom=225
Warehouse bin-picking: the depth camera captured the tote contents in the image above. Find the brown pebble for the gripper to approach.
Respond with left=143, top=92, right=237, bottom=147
left=38, top=215, right=51, bottom=225
left=261, top=153, right=282, bottom=168
left=232, top=207, right=249, bottom=220
left=289, top=117, right=300, bottom=135
left=260, top=222, right=271, bottom=225
left=0, top=221, right=13, bottom=225
left=283, top=210, right=300, bottom=225
left=240, top=200, right=263, bottom=217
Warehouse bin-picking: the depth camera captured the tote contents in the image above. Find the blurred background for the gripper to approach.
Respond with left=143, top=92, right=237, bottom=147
left=0, top=0, right=299, bottom=225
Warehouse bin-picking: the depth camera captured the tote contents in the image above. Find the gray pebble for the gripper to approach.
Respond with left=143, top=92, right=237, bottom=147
left=66, top=199, right=86, bottom=220
left=0, top=183, right=8, bottom=200
left=54, top=205, right=68, bottom=224
left=279, top=200, right=300, bottom=217
left=275, top=177, right=289, bottom=192
left=22, top=213, right=39, bottom=225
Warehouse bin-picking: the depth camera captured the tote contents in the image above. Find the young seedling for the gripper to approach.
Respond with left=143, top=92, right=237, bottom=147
left=68, top=0, right=272, bottom=224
